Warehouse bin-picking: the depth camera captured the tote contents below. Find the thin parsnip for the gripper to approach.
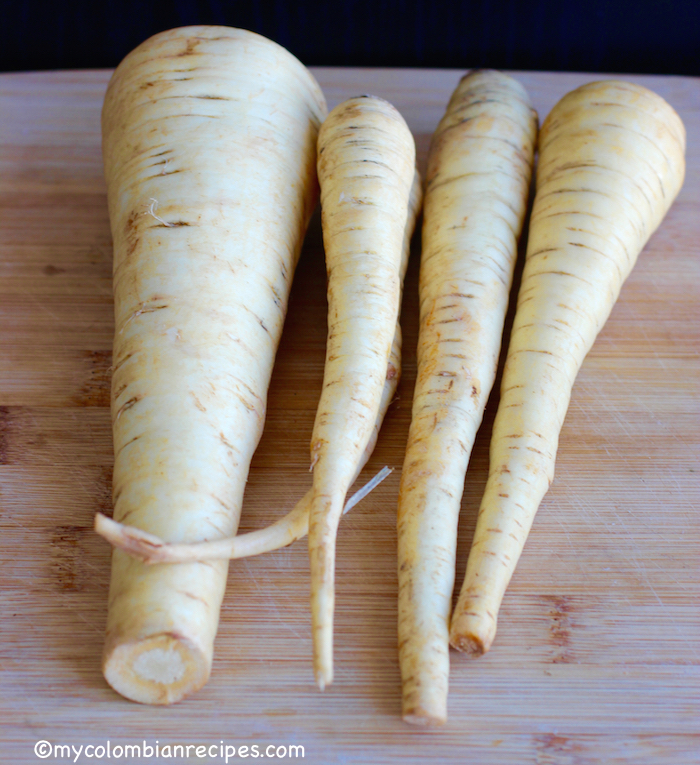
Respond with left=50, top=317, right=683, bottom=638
left=94, top=467, right=392, bottom=563
left=450, top=80, right=685, bottom=657
left=100, top=26, right=327, bottom=705
left=397, top=70, right=537, bottom=726
left=95, top=171, right=422, bottom=565
left=310, top=96, right=417, bottom=689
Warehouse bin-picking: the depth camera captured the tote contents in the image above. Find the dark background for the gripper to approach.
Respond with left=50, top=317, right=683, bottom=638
left=2, top=0, right=698, bottom=76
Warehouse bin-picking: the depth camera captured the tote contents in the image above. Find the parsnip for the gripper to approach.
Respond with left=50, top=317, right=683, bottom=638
left=95, top=170, right=422, bottom=565
left=397, top=70, right=537, bottom=726
left=94, top=467, right=392, bottom=563
left=310, top=96, right=417, bottom=689
left=450, top=80, right=685, bottom=657
left=101, top=26, right=327, bottom=705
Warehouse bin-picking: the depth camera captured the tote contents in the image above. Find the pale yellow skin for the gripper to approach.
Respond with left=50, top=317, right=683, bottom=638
left=450, top=81, right=686, bottom=657
left=101, top=26, right=327, bottom=705
left=310, top=97, right=417, bottom=689
left=397, top=70, right=538, bottom=726
left=94, top=171, right=422, bottom=565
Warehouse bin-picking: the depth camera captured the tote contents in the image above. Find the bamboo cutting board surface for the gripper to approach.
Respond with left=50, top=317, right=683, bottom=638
left=0, top=67, right=698, bottom=764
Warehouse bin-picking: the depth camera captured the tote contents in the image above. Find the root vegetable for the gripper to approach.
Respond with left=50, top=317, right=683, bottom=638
left=100, top=25, right=327, bottom=705
left=450, top=80, right=685, bottom=658
left=310, top=96, right=418, bottom=689
left=397, top=70, right=538, bottom=726
left=94, top=467, right=392, bottom=563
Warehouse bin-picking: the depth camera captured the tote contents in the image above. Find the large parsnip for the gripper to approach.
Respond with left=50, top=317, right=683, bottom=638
left=450, top=80, right=686, bottom=657
left=396, top=70, right=537, bottom=726
left=101, top=26, right=327, bottom=704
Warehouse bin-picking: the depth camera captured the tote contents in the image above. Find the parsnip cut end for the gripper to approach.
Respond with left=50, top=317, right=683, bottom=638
left=103, top=632, right=209, bottom=705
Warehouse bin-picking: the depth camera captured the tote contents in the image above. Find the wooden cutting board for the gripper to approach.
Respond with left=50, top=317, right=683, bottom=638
left=0, top=66, right=698, bottom=764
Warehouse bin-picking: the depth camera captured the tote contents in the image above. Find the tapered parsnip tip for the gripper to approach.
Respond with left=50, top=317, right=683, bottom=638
left=402, top=709, right=447, bottom=728
left=94, top=512, right=167, bottom=564
left=312, top=607, right=335, bottom=691
left=448, top=629, right=488, bottom=656
left=449, top=611, right=494, bottom=655
left=103, top=632, right=210, bottom=705
left=314, top=666, right=332, bottom=691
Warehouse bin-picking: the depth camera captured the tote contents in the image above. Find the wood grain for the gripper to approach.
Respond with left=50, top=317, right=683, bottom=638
left=0, top=67, right=698, bottom=764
